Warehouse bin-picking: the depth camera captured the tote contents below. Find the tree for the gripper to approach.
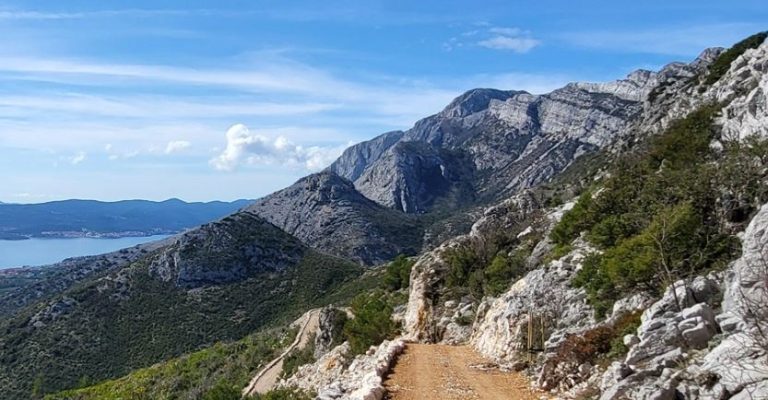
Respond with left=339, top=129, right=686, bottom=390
left=383, top=255, right=414, bottom=291
left=343, top=292, right=396, bottom=355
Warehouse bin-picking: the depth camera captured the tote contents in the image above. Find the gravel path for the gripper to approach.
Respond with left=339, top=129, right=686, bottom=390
left=384, top=344, right=545, bottom=400
left=242, top=309, right=320, bottom=397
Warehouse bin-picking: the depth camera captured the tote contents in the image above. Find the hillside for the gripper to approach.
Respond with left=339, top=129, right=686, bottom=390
left=0, top=198, right=251, bottom=239
left=3, top=31, right=767, bottom=400
left=225, top=33, right=768, bottom=400
left=0, top=212, right=366, bottom=399
left=247, top=171, right=423, bottom=265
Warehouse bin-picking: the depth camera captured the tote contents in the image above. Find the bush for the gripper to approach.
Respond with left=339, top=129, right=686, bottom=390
left=559, top=107, right=747, bottom=317
left=552, top=326, right=615, bottom=366
left=550, top=191, right=596, bottom=246
left=203, top=380, right=241, bottom=400
left=444, top=245, right=482, bottom=289
left=383, top=255, right=415, bottom=291
left=343, top=292, right=396, bottom=355
left=444, top=242, right=532, bottom=299
left=607, top=312, right=642, bottom=359
left=484, top=252, right=526, bottom=296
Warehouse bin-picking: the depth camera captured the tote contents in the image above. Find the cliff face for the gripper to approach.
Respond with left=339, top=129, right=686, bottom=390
left=327, top=55, right=717, bottom=214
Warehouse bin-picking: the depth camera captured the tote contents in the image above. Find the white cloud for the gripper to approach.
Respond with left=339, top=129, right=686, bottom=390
left=478, top=36, right=540, bottom=52
left=70, top=151, right=86, bottom=165
left=164, top=140, right=191, bottom=154
left=210, top=124, right=348, bottom=172
left=446, top=26, right=540, bottom=54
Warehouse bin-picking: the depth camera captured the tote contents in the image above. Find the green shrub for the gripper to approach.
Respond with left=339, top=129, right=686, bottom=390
left=343, top=292, right=396, bottom=355
left=203, top=380, right=241, bottom=400
left=444, top=242, right=532, bottom=298
left=444, top=245, right=482, bottom=289
left=546, top=244, right=574, bottom=262
left=607, top=312, right=642, bottom=359
left=383, top=255, right=415, bottom=291
left=561, top=106, right=748, bottom=317
left=484, top=252, right=526, bottom=296
left=550, top=191, right=596, bottom=246
left=705, top=31, right=767, bottom=85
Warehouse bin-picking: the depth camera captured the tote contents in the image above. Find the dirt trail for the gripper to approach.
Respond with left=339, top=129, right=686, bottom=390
left=242, top=309, right=320, bottom=397
left=384, top=344, right=545, bottom=400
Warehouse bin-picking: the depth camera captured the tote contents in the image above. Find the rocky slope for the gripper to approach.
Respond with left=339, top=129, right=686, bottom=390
left=5, top=32, right=767, bottom=400
left=394, top=36, right=768, bottom=400
left=246, top=171, right=423, bottom=265
left=328, top=54, right=717, bottom=214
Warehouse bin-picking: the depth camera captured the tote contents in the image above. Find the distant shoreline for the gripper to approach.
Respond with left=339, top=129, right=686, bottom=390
left=0, top=231, right=178, bottom=241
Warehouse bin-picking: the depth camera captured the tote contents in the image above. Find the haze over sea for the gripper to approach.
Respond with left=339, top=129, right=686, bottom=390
left=0, top=236, right=168, bottom=269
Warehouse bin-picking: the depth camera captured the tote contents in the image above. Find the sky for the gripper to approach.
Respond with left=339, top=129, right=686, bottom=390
left=0, top=1, right=766, bottom=203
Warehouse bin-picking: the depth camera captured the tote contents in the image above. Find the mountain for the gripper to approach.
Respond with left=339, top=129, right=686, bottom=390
left=247, top=33, right=768, bottom=400
left=3, top=32, right=768, bottom=400
left=246, top=171, right=423, bottom=265
left=0, top=198, right=252, bottom=239
left=0, top=211, right=367, bottom=398
left=328, top=84, right=640, bottom=213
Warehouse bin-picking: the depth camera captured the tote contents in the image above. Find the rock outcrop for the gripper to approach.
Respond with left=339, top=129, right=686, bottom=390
left=281, top=340, right=406, bottom=400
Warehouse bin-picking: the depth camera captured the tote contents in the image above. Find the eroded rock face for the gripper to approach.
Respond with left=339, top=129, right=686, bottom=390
left=281, top=340, right=405, bottom=400
left=471, top=240, right=596, bottom=363
left=315, top=307, right=346, bottom=359
left=329, top=79, right=658, bottom=214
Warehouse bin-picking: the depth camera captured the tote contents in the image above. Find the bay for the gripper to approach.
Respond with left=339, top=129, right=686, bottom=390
left=0, top=235, right=169, bottom=269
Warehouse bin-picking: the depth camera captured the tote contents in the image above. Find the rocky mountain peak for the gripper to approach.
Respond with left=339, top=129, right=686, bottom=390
left=247, top=170, right=423, bottom=265
left=440, top=88, right=525, bottom=118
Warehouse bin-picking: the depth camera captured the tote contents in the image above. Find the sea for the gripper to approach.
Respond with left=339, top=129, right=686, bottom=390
left=0, top=235, right=169, bottom=269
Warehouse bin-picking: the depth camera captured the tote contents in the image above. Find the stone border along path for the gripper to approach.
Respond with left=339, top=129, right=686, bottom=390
left=243, top=309, right=321, bottom=397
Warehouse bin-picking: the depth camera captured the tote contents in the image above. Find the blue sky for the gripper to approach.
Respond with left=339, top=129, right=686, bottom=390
left=0, top=0, right=765, bottom=202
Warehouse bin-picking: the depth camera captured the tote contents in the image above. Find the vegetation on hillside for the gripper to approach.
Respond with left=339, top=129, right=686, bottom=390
left=40, top=268, right=384, bottom=400
left=251, top=387, right=315, bottom=400
left=443, top=233, right=537, bottom=299
left=343, top=290, right=398, bottom=355
left=46, top=327, right=292, bottom=400
left=704, top=31, right=767, bottom=85
left=552, top=106, right=768, bottom=317
left=0, top=248, right=370, bottom=399
left=383, top=255, right=415, bottom=291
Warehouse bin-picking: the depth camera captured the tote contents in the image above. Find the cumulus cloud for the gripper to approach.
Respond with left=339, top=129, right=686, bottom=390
left=164, top=140, right=191, bottom=154
left=70, top=151, right=86, bottom=165
left=210, top=124, right=348, bottom=172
